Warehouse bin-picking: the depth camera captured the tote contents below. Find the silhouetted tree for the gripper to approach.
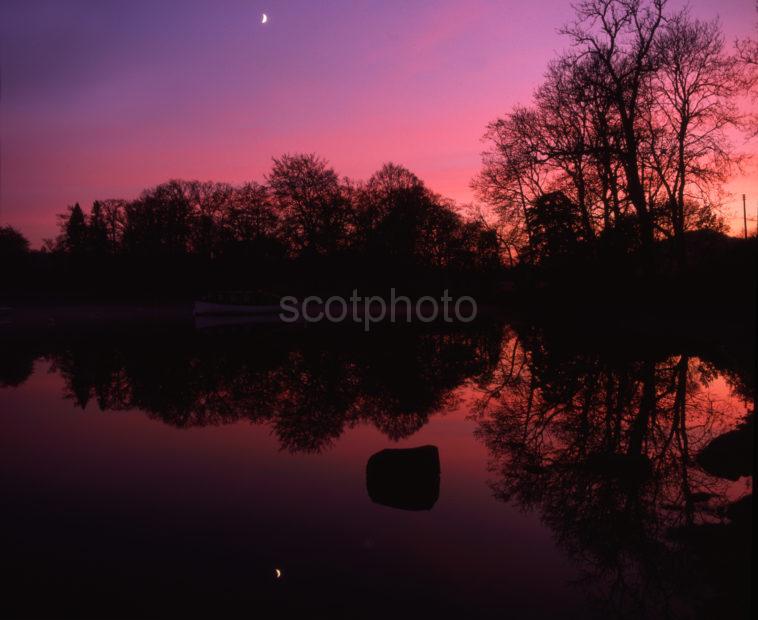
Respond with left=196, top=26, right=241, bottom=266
left=0, top=226, right=31, bottom=295
left=737, top=2, right=758, bottom=136
left=523, top=191, right=589, bottom=266
left=88, top=201, right=110, bottom=256
left=221, top=181, right=284, bottom=262
left=268, top=153, right=351, bottom=257
left=355, top=162, right=487, bottom=274
left=98, top=199, right=127, bottom=251
left=122, top=181, right=193, bottom=256
left=57, top=203, right=88, bottom=254
left=476, top=0, right=745, bottom=273
left=648, top=13, right=739, bottom=264
left=0, top=226, right=30, bottom=258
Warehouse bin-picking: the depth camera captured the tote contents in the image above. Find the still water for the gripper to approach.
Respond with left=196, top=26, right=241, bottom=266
left=1, top=315, right=752, bottom=619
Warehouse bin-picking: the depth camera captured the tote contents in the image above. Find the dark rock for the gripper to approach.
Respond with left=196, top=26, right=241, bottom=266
left=696, top=418, right=754, bottom=481
left=366, top=445, right=440, bottom=511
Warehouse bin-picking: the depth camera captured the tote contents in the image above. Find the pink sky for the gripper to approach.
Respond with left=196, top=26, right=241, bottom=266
left=1, top=0, right=756, bottom=246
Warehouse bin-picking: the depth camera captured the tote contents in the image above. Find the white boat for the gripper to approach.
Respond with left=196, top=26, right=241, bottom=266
left=193, top=301, right=282, bottom=316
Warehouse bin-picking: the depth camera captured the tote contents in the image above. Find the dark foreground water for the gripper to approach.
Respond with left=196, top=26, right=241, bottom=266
left=0, top=313, right=753, bottom=619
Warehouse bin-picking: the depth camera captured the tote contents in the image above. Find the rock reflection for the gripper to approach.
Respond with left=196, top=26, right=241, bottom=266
left=473, top=323, right=753, bottom=619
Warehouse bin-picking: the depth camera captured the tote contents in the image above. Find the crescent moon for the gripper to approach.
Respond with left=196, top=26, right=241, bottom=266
left=274, top=568, right=282, bottom=578
left=261, top=13, right=268, bottom=24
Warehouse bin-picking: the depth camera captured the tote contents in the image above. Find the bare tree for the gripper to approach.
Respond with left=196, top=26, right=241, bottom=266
left=476, top=0, right=744, bottom=270
left=562, top=0, right=667, bottom=254
left=736, top=1, right=758, bottom=137
left=473, top=106, right=548, bottom=257
left=267, top=153, right=351, bottom=257
left=647, top=13, right=739, bottom=255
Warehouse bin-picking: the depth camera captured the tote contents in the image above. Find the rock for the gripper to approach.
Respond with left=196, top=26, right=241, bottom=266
left=366, top=445, right=440, bottom=511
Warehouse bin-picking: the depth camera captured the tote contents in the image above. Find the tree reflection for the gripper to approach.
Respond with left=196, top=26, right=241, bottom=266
left=33, top=323, right=502, bottom=453
left=474, top=324, right=753, bottom=619
left=1, top=317, right=751, bottom=617
left=0, top=339, right=36, bottom=387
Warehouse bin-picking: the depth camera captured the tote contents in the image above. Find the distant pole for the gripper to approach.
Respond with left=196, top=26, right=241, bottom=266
left=743, top=194, right=748, bottom=239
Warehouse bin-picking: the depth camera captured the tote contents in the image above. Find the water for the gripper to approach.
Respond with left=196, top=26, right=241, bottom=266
left=0, top=316, right=752, bottom=619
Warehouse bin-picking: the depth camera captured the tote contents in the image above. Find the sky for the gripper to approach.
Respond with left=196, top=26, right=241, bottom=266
left=1, top=0, right=757, bottom=246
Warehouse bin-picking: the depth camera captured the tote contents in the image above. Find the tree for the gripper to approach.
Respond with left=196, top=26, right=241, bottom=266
left=88, top=201, right=110, bottom=256
left=0, top=226, right=30, bottom=258
left=122, top=181, right=192, bottom=256
left=736, top=2, right=758, bottom=136
left=356, top=163, right=432, bottom=261
left=97, top=199, right=127, bottom=252
left=182, top=180, right=234, bottom=258
left=647, top=13, right=739, bottom=261
left=57, top=203, right=89, bottom=255
left=225, top=182, right=278, bottom=241
left=222, top=182, right=284, bottom=261
left=355, top=163, right=483, bottom=272
left=562, top=0, right=667, bottom=255
left=267, top=154, right=351, bottom=257
left=476, top=0, right=744, bottom=272
left=524, top=191, right=590, bottom=265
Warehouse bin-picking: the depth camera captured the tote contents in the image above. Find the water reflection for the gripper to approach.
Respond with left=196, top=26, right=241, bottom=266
left=0, top=317, right=752, bottom=618
left=473, top=322, right=753, bottom=619
left=2, top=322, right=502, bottom=452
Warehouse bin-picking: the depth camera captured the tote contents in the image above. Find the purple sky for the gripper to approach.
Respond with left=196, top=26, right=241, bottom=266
left=1, top=0, right=756, bottom=245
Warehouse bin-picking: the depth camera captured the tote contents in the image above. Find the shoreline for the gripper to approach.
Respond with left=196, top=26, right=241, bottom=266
left=0, top=298, right=754, bottom=336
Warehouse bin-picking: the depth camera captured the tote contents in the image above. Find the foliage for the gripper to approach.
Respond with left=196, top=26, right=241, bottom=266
left=39, top=157, right=500, bottom=297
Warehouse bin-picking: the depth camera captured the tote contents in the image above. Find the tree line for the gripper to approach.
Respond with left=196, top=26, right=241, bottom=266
left=49, top=156, right=498, bottom=268
left=475, top=0, right=757, bottom=270
left=1, top=157, right=501, bottom=298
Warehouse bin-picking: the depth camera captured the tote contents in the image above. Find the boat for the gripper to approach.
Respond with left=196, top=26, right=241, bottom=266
left=193, top=301, right=282, bottom=316
left=193, top=290, right=283, bottom=316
